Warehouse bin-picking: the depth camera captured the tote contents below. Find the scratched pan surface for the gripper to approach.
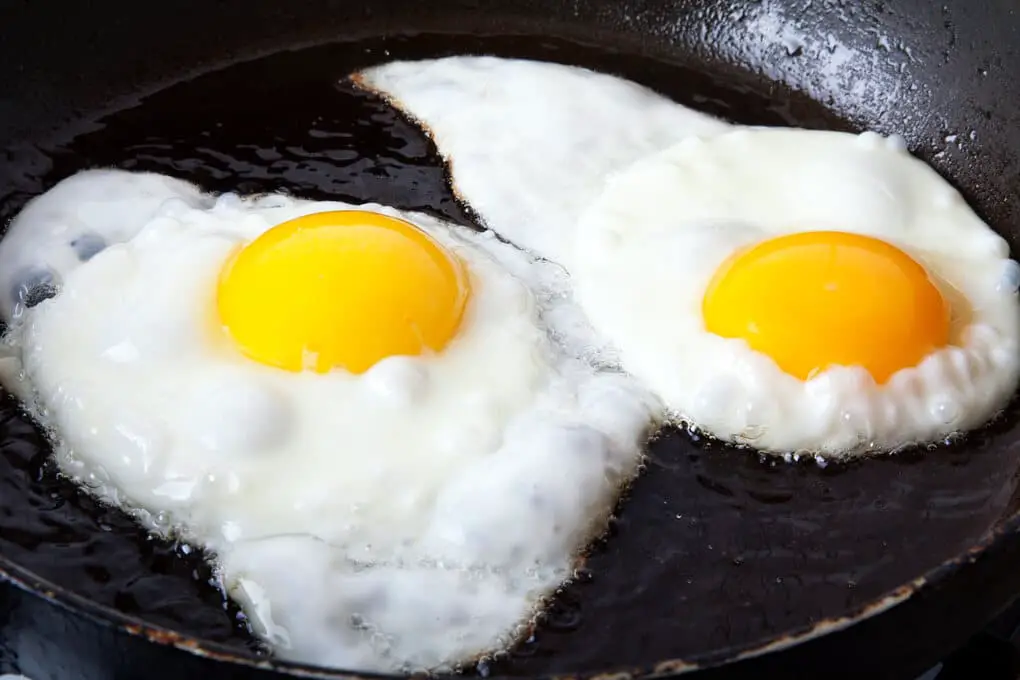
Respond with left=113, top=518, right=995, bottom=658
left=2, top=2, right=1020, bottom=680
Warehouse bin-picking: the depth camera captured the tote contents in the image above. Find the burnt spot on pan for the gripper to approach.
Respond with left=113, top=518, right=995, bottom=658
left=0, top=33, right=1018, bottom=678
left=9, top=266, right=60, bottom=310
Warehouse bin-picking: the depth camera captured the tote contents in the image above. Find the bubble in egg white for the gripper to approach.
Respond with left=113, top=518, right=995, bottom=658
left=856, top=130, right=883, bottom=149
left=885, top=134, right=908, bottom=152
left=998, top=259, right=1020, bottom=294
left=992, top=344, right=1018, bottom=371
left=183, top=372, right=293, bottom=454
left=158, top=196, right=199, bottom=219
left=928, top=395, right=961, bottom=425
left=69, top=232, right=107, bottom=261
left=742, top=394, right=775, bottom=432
left=133, top=215, right=185, bottom=246
left=214, top=191, right=245, bottom=212
left=361, top=355, right=431, bottom=408
left=944, top=347, right=974, bottom=387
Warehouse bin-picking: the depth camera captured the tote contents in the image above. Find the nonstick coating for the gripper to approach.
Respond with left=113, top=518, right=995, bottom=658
left=2, top=1, right=1020, bottom=680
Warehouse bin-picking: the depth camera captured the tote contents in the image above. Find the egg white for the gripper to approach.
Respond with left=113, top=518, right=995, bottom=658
left=353, top=56, right=732, bottom=267
left=0, top=169, right=210, bottom=323
left=571, top=128, right=1020, bottom=457
left=0, top=169, right=660, bottom=672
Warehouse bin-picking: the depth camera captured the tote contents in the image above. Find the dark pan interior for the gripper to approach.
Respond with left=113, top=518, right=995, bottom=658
left=2, top=2, right=1020, bottom=679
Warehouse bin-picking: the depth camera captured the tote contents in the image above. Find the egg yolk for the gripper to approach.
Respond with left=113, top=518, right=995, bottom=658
left=702, top=231, right=950, bottom=384
left=216, top=210, right=470, bottom=374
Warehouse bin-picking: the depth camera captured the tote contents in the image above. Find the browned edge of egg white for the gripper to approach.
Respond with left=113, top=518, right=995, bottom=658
left=347, top=73, right=473, bottom=210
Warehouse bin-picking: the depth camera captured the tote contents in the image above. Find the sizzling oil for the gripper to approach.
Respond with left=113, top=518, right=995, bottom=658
left=1, top=34, right=1019, bottom=676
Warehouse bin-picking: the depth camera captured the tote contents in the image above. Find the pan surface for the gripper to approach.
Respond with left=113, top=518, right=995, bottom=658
left=2, top=1, right=1020, bottom=679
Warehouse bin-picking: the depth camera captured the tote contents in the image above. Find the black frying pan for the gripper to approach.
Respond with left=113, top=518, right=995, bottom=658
left=2, top=1, right=1020, bottom=679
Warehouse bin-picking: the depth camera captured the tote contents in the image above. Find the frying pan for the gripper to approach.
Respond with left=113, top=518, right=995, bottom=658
left=2, top=0, right=1020, bottom=678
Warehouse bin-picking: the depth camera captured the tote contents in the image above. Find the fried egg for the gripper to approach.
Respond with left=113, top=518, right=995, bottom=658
left=0, top=169, right=660, bottom=672
left=353, top=56, right=731, bottom=266
left=572, top=128, right=1020, bottom=456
